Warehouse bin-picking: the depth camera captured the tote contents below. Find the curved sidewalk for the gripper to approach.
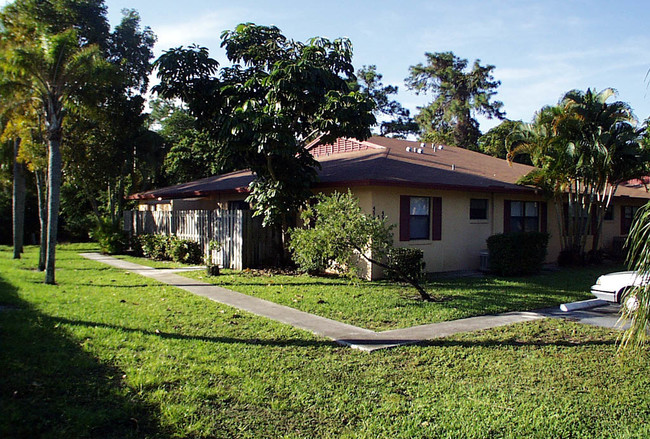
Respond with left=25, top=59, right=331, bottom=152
left=81, top=253, right=547, bottom=351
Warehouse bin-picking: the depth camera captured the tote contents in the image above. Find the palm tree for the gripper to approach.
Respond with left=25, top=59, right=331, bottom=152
left=561, top=88, right=645, bottom=255
left=620, top=202, right=650, bottom=350
left=509, top=89, right=647, bottom=262
left=1, top=23, right=108, bottom=283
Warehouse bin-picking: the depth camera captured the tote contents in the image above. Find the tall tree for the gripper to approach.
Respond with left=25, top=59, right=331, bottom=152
left=1, top=0, right=111, bottom=283
left=355, top=65, right=418, bottom=138
left=478, top=119, right=531, bottom=164
left=65, top=9, right=156, bottom=226
left=509, top=89, right=648, bottom=262
left=154, top=24, right=375, bottom=235
left=0, top=115, right=27, bottom=258
left=146, top=99, right=222, bottom=185
left=406, top=51, right=505, bottom=149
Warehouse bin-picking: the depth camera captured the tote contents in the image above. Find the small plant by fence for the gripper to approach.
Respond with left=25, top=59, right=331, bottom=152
left=123, top=210, right=281, bottom=270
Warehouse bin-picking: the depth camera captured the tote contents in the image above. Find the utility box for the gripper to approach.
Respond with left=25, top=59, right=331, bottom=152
left=479, top=250, right=490, bottom=272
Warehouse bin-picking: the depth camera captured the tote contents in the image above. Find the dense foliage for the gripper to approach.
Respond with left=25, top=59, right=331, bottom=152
left=487, top=232, right=549, bottom=276
left=386, top=247, right=425, bottom=284
left=621, top=201, right=650, bottom=350
left=90, top=218, right=129, bottom=255
left=407, top=51, right=505, bottom=149
left=0, top=0, right=156, bottom=283
left=132, top=234, right=202, bottom=264
left=508, top=88, right=649, bottom=262
left=477, top=119, right=531, bottom=164
left=289, top=191, right=436, bottom=301
left=354, top=65, right=419, bottom=138
left=153, top=23, right=375, bottom=228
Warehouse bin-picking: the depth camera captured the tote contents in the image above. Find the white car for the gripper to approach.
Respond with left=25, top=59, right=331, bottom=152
left=591, top=271, right=647, bottom=310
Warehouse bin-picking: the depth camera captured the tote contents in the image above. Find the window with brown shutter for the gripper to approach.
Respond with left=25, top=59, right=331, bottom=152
left=399, top=196, right=442, bottom=241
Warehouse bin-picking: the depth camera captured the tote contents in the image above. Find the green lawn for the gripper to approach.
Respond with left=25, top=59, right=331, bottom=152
left=175, top=261, right=616, bottom=330
left=2, top=244, right=649, bottom=438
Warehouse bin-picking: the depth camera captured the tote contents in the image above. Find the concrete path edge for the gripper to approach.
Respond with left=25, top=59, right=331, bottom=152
left=81, top=253, right=565, bottom=352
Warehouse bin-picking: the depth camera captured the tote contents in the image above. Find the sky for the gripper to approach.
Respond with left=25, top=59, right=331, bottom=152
left=4, top=0, right=650, bottom=132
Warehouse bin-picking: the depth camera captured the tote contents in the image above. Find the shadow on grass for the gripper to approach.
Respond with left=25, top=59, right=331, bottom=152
left=0, top=278, right=172, bottom=439
left=74, top=283, right=154, bottom=288
left=417, top=337, right=616, bottom=349
left=52, top=317, right=337, bottom=349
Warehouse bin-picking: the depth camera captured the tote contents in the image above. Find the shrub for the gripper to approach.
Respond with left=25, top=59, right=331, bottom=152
left=90, top=219, right=128, bottom=255
left=136, top=234, right=171, bottom=260
left=486, top=232, right=549, bottom=276
left=133, top=234, right=202, bottom=263
left=169, top=238, right=203, bottom=264
left=387, top=247, right=425, bottom=283
left=289, top=191, right=437, bottom=301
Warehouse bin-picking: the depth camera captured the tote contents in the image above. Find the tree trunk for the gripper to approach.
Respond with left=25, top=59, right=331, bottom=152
left=12, top=138, right=26, bottom=259
left=35, top=169, right=48, bottom=271
left=45, top=136, right=62, bottom=284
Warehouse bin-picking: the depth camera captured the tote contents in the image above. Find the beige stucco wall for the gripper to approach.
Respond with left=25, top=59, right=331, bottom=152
left=352, top=186, right=542, bottom=277
left=325, top=186, right=646, bottom=279
left=136, top=186, right=647, bottom=278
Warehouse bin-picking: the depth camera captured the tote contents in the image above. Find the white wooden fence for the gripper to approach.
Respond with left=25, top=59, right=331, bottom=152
left=123, top=210, right=281, bottom=270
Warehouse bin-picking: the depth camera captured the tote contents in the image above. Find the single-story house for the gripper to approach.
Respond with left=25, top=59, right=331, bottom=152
left=127, top=136, right=650, bottom=278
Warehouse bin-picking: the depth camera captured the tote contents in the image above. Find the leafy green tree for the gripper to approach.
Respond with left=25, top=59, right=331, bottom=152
left=355, top=65, right=418, bottom=138
left=289, top=191, right=437, bottom=301
left=63, top=9, right=156, bottom=227
left=163, top=130, right=222, bottom=184
left=154, top=24, right=375, bottom=233
left=147, top=99, right=223, bottom=184
left=1, top=0, right=111, bottom=283
left=406, top=51, right=505, bottom=149
left=478, top=119, right=531, bottom=164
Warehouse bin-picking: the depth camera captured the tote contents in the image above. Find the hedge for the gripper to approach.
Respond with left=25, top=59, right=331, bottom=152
left=486, top=232, right=549, bottom=276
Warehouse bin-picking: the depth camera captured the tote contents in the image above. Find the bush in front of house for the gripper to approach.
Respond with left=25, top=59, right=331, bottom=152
left=387, top=247, right=425, bottom=283
left=133, top=234, right=202, bottom=264
left=135, top=234, right=171, bottom=260
left=90, top=219, right=128, bottom=255
left=289, top=191, right=438, bottom=301
left=487, top=232, right=549, bottom=276
left=168, top=238, right=203, bottom=264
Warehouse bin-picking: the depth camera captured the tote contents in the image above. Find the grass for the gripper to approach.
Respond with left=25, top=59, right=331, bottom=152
left=176, top=263, right=617, bottom=330
left=2, top=244, right=649, bottom=438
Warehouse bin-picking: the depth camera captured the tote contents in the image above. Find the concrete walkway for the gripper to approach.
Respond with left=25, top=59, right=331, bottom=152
left=80, top=253, right=608, bottom=351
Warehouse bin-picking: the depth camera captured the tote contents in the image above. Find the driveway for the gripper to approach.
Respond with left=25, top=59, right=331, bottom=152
left=545, top=302, right=629, bottom=330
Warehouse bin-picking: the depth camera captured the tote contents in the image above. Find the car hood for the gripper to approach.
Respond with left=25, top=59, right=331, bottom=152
left=597, top=271, right=648, bottom=288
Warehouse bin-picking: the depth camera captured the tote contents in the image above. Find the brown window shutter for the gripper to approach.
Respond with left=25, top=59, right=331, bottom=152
left=399, top=195, right=410, bottom=241
left=620, top=206, right=626, bottom=235
left=540, top=202, right=548, bottom=233
left=432, top=197, right=442, bottom=241
left=503, top=200, right=511, bottom=233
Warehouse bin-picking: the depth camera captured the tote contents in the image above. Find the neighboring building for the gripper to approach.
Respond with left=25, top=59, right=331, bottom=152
left=127, top=136, right=650, bottom=278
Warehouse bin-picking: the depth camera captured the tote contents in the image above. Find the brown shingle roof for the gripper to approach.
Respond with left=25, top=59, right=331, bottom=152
left=127, top=136, right=650, bottom=200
